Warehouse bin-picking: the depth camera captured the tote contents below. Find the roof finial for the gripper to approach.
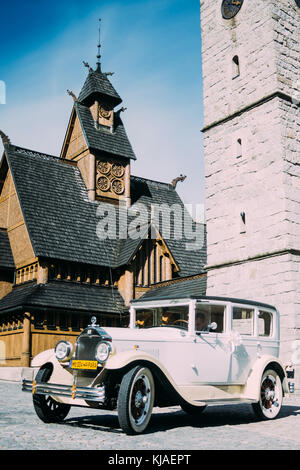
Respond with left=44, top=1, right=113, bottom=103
left=0, top=130, right=11, bottom=146
left=83, top=61, right=94, bottom=73
left=96, top=18, right=102, bottom=72
left=171, top=174, right=187, bottom=190
left=67, top=89, right=78, bottom=102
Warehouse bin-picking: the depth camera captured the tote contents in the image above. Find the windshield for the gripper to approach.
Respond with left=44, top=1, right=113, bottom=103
left=135, top=306, right=189, bottom=329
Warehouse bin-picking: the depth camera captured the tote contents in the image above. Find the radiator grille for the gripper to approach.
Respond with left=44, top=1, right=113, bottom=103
left=75, top=335, right=101, bottom=360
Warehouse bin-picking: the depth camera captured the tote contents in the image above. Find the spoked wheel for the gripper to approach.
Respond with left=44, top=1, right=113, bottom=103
left=252, top=369, right=283, bottom=420
left=118, top=366, right=155, bottom=435
left=33, top=367, right=71, bottom=423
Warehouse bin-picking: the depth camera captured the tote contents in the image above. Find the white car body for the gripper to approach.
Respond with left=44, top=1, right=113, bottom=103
left=22, top=295, right=292, bottom=434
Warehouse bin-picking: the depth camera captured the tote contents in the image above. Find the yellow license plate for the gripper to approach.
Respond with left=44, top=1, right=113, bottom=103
left=71, top=360, right=98, bottom=370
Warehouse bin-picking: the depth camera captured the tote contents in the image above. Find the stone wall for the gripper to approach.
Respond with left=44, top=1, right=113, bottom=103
left=272, top=1, right=300, bottom=99
left=204, top=96, right=291, bottom=267
left=200, top=0, right=300, bottom=129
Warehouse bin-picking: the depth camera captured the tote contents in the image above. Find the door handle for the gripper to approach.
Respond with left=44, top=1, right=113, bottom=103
left=257, top=342, right=262, bottom=358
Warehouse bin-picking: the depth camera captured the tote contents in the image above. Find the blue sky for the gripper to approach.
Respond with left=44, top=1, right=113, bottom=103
left=0, top=0, right=205, bottom=214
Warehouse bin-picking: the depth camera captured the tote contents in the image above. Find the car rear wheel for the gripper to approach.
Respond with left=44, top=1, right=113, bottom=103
left=252, top=368, right=283, bottom=420
left=118, top=366, right=155, bottom=435
left=33, top=366, right=71, bottom=423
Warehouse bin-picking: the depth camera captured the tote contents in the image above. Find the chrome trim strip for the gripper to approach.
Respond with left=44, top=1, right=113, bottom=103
left=22, top=379, right=105, bottom=402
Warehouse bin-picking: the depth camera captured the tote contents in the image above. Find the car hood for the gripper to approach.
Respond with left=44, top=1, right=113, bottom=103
left=103, top=326, right=188, bottom=342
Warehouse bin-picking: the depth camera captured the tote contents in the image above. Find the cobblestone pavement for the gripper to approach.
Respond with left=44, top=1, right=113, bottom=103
left=0, top=381, right=300, bottom=451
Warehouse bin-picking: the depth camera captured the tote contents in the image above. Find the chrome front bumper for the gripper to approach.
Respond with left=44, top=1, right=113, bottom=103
left=22, top=379, right=105, bottom=403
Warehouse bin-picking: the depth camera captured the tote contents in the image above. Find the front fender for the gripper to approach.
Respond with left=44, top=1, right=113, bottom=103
left=30, top=348, right=73, bottom=388
left=242, top=355, right=289, bottom=401
left=29, top=349, right=86, bottom=406
left=105, top=350, right=206, bottom=407
left=31, top=349, right=55, bottom=368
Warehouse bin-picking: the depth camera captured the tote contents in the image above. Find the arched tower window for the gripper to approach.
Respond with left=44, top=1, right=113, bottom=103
left=232, top=55, right=240, bottom=79
left=236, top=138, right=242, bottom=158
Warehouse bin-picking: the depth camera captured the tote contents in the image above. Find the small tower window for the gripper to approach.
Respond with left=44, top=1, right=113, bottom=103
left=240, top=211, right=246, bottom=234
left=236, top=138, right=242, bottom=158
left=232, top=55, right=240, bottom=79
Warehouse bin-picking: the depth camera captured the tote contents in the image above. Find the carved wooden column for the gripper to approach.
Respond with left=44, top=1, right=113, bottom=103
left=21, top=313, right=31, bottom=367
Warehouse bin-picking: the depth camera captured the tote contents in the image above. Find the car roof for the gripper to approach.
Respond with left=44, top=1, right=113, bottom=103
left=131, top=294, right=276, bottom=311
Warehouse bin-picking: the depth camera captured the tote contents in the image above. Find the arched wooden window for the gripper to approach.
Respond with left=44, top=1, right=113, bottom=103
left=153, top=244, right=157, bottom=284
left=159, top=255, right=164, bottom=282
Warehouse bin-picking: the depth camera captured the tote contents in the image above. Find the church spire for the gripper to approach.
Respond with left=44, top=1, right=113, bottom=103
left=96, top=18, right=101, bottom=72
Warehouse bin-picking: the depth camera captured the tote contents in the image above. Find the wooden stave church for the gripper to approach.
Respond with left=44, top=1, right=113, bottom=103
left=0, top=55, right=207, bottom=367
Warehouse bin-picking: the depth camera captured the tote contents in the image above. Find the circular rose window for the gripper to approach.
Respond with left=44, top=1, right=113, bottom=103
left=111, top=179, right=125, bottom=195
left=97, top=176, right=110, bottom=191
left=111, top=163, right=125, bottom=178
left=97, top=161, right=111, bottom=175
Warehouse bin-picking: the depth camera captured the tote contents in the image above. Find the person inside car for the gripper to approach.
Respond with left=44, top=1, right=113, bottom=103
left=195, top=312, right=209, bottom=331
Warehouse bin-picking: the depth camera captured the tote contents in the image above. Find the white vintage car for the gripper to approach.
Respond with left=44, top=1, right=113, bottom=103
left=22, top=294, right=293, bottom=435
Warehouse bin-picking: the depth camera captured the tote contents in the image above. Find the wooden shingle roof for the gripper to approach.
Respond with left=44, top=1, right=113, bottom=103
left=5, top=145, right=206, bottom=276
left=78, top=69, right=122, bottom=107
left=0, top=281, right=126, bottom=315
left=132, top=276, right=207, bottom=303
left=75, top=102, right=136, bottom=160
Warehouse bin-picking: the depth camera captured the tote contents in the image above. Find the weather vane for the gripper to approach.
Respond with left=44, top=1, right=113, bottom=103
left=96, top=18, right=102, bottom=71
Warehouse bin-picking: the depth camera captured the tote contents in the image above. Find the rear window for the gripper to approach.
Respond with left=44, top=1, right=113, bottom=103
left=258, top=310, right=273, bottom=337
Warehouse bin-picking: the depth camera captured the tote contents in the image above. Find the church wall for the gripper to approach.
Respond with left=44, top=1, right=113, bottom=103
left=0, top=279, right=13, bottom=298
left=204, top=96, right=288, bottom=268
left=280, top=99, right=300, bottom=250
left=271, top=0, right=300, bottom=98
left=0, top=167, right=35, bottom=269
left=76, top=152, right=96, bottom=201
left=201, top=0, right=278, bottom=128
left=0, top=169, right=13, bottom=226
left=64, top=115, right=87, bottom=160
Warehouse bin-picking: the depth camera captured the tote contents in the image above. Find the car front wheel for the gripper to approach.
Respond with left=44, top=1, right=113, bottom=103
left=33, top=366, right=71, bottom=423
left=118, top=366, right=155, bottom=435
left=252, top=368, right=283, bottom=420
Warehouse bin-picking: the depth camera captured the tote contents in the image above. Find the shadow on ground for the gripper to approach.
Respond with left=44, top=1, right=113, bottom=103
left=61, top=403, right=300, bottom=435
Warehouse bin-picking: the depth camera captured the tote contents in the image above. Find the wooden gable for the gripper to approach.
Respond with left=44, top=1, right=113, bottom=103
left=0, top=154, right=35, bottom=269
left=60, top=107, right=89, bottom=161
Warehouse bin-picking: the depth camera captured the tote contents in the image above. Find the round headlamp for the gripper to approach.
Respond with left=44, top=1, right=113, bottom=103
left=95, top=341, right=111, bottom=363
left=55, top=341, right=73, bottom=361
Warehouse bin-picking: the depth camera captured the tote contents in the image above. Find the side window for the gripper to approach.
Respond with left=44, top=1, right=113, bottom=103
left=258, top=310, right=273, bottom=337
left=195, top=304, right=225, bottom=333
left=232, top=307, right=254, bottom=336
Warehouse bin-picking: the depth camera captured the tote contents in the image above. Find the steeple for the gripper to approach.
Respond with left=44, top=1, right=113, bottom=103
left=77, top=19, right=122, bottom=108
left=96, top=18, right=101, bottom=73
left=61, top=20, right=136, bottom=207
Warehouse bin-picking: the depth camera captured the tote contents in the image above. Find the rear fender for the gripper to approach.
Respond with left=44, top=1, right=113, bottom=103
left=242, top=355, right=289, bottom=401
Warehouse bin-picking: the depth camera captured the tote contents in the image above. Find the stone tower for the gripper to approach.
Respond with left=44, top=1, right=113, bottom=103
left=200, top=0, right=300, bottom=381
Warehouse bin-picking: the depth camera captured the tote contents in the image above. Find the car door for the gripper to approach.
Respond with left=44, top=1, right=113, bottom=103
left=191, top=303, right=231, bottom=384
left=227, top=304, right=258, bottom=383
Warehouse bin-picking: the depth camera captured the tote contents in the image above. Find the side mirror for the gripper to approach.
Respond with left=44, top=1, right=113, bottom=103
left=208, top=322, right=217, bottom=331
